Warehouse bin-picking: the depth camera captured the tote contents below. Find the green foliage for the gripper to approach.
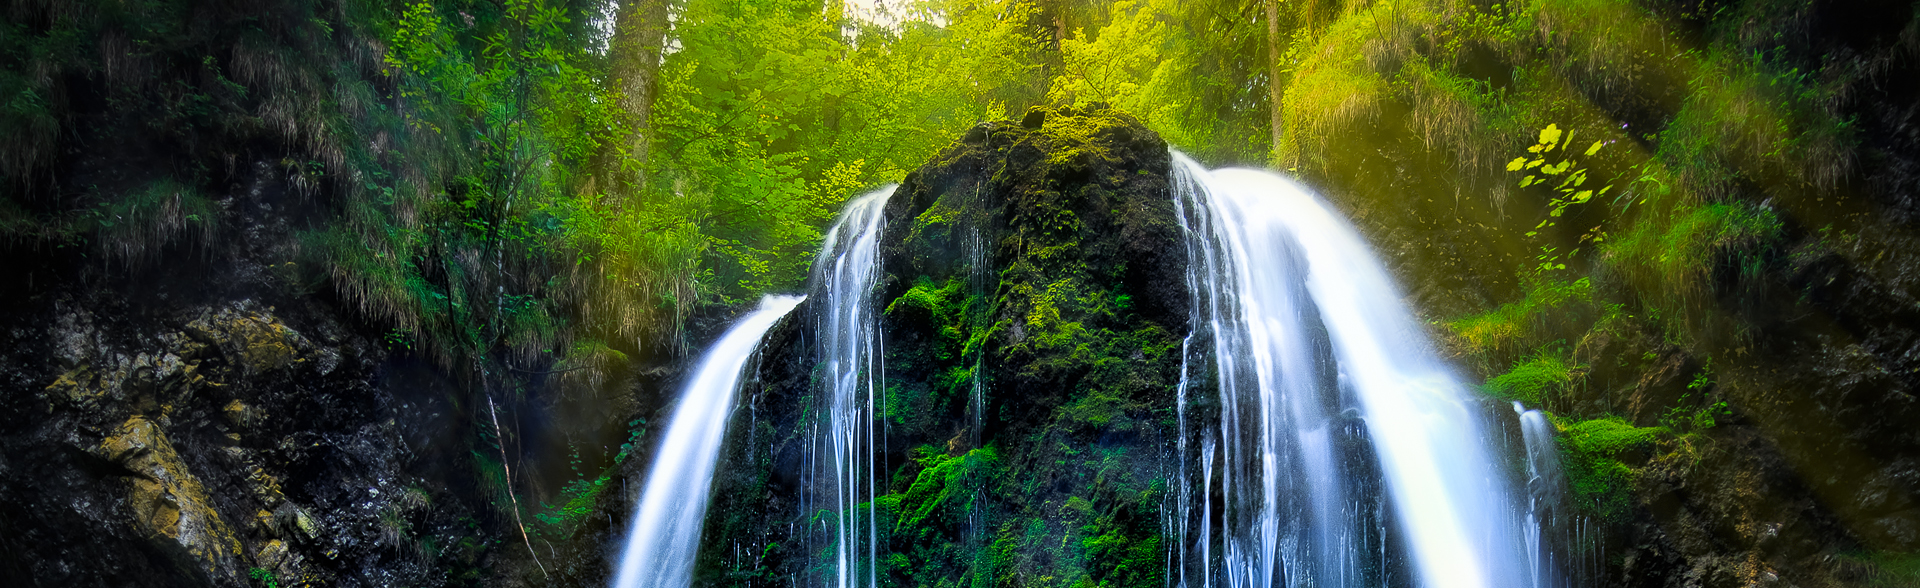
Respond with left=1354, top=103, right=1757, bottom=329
left=1276, top=0, right=1860, bottom=379
left=1275, top=1, right=1388, bottom=162
left=895, top=446, right=999, bottom=538
left=1652, top=45, right=1859, bottom=197
left=1556, top=415, right=1664, bottom=521
left=884, top=274, right=987, bottom=433
left=374, top=0, right=611, bottom=361
left=886, top=275, right=984, bottom=363
left=1072, top=483, right=1166, bottom=588
left=614, top=417, right=650, bottom=464
left=17, top=0, right=1883, bottom=580
left=650, top=0, right=1046, bottom=297
left=1050, top=0, right=1275, bottom=164
left=248, top=567, right=281, bottom=588
left=1507, top=124, right=1613, bottom=272
left=1660, top=359, right=1731, bottom=433
left=532, top=470, right=610, bottom=536
left=83, top=179, right=220, bottom=266
left=882, top=445, right=1001, bottom=587
left=0, top=0, right=275, bottom=259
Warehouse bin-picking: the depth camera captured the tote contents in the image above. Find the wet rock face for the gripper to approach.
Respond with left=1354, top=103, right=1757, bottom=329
left=693, top=105, right=1188, bottom=587
left=0, top=160, right=490, bottom=587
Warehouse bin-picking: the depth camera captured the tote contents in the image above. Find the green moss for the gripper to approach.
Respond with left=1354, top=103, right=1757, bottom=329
left=886, top=275, right=980, bottom=362
left=884, top=275, right=988, bottom=433
left=899, top=447, right=997, bottom=530
left=1482, top=351, right=1580, bottom=406
left=870, top=106, right=1180, bottom=588
left=908, top=198, right=968, bottom=254
left=1034, top=107, right=1134, bottom=169
left=884, top=446, right=1001, bottom=587
left=1021, top=278, right=1095, bottom=355
left=1448, top=277, right=1612, bottom=354
left=1072, top=483, right=1166, bottom=588
left=1061, top=390, right=1128, bottom=429
left=1556, top=415, right=1665, bottom=521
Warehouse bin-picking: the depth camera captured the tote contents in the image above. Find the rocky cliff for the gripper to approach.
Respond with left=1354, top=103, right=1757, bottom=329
left=0, top=162, right=509, bottom=587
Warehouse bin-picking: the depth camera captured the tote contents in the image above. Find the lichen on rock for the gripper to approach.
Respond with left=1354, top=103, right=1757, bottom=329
left=185, top=301, right=309, bottom=376
left=95, top=416, right=244, bottom=582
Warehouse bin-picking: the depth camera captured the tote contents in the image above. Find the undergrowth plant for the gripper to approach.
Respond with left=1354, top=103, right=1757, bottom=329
left=1661, top=358, right=1731, bottom=433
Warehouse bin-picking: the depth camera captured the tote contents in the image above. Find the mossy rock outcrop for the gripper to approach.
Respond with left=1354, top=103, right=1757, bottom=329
left=697, top=105, right=1187, bottom=588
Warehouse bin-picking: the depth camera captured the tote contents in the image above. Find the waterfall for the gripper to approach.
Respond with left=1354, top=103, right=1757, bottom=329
left=809, top=186, right=894, bottom=588
left=612, top=294, right=805, bottom=588
left=1171, top=153, right=1539, bottom=588
left=1516, top=402, right=1567, bottom=588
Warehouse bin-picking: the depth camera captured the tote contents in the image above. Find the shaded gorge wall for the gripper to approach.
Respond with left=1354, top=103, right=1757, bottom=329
left=1268, top=1, right=1920, bottom=586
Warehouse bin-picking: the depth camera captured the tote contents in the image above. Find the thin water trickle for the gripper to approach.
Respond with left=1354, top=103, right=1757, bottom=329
left=612, top=294, right=804, bottom=588
left=1171, top=152, right=1550, bottom=588
left=1517, top=402, right=1568, bottom=588
left=808, top=186, right=895, bottom=588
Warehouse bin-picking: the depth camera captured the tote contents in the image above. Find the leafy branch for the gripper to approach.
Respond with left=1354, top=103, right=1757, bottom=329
left=1507, top=123, right=1611, bottom=273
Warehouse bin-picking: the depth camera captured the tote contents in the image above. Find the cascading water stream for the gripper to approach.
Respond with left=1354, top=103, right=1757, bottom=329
left=1171, top=152, right=1542, bottom=588
left=612, top=294, right=805, bottom=588
left=809, top=186, right=894, bottom=588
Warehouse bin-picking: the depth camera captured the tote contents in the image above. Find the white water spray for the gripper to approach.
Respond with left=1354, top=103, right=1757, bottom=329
left=1172, top=153, right=1540, bottom=588
left=612, top=294, right=805, bottom=588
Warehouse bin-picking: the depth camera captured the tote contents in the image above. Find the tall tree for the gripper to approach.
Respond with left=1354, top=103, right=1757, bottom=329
left=1265, top=0, right=1286, bottom=162
left=609, top=0, right=674, bottom=197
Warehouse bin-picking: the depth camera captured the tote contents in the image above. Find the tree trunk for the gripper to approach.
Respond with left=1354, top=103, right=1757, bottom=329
left=1039, top=0, right=1069, bottom=104
left=1054, top=6, right=1067, bottom=50
left=608, top=0, right=672, bottom=200
left=1266, top=0, right=1287, bottom=164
